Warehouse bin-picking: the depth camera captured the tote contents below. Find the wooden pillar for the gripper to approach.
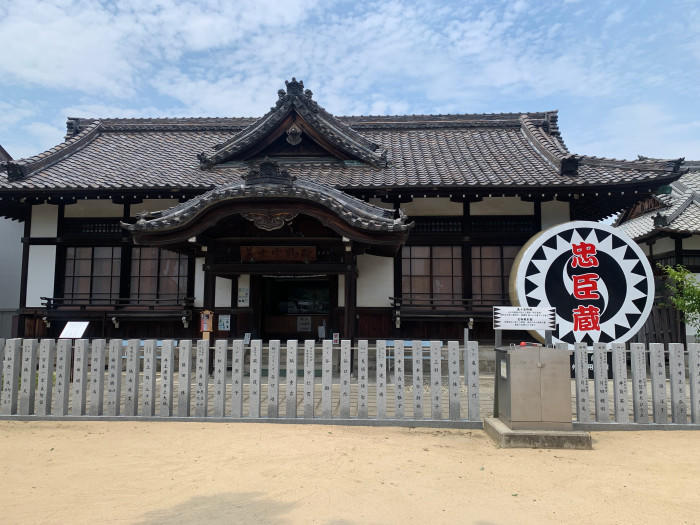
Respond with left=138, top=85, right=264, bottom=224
left=393, top=201, right=403, bottom=338
left=674, top=237, right=683, bottom=267
left=202, top=248, right=216, bottom=372
left=343, top=243, right=357, bottom=342
left=203, top=248, right=215, bottom=310
left=18, top=206, right=31, bottom=337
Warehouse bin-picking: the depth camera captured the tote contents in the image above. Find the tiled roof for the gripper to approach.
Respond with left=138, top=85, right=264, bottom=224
left=0, top=80, right=686, bottom=193
left=617, top=164, right=700, bottom=239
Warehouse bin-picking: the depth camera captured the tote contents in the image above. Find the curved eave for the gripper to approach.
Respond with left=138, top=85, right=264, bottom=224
left=125, top=184, right=412, bottom=255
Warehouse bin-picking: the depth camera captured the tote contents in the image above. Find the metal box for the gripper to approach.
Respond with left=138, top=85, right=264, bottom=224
left=495, top=345, right=572, bottom=430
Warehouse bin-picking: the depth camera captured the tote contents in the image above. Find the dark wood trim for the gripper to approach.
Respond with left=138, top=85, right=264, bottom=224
left=342, top=250, right=357, bottom=341
left=52, top=204, right=66, bottom=298
left=534, top=200, right=542, bottom=231
left=675, top=237, right=683, bottom=266
left=203, top=249, right=216, bottom=310
left=186, top=253, right=196, bottom=300
left=463, top=202, right=472, bottom=301
left=23, top=237, right=59, bottom=245
left=393, top=201, right=402, bottom=311
left=18, top=208, right=31, bottom=313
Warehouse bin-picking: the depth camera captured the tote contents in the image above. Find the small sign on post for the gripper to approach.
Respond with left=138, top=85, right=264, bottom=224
left=493, top=306, right=556, bottom=331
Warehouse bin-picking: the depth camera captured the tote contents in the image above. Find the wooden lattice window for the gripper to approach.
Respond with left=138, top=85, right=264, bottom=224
left=471, top=245, right=519, bottom=305
left=401, top=246, right=462, bottom=306
left=130, top=248, right=188, bottom=304
left=63, top=246, right=121, bottom=304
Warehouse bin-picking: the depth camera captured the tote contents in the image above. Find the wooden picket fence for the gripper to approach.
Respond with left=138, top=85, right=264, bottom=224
left=0, top=338, right=482, bottom=428
left=572, top=342, right=700, bottom=428
left=3, top=338, right=699, bottom=430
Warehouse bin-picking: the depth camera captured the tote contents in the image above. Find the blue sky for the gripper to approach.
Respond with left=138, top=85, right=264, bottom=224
left=1, top=0, right=698, bottom=161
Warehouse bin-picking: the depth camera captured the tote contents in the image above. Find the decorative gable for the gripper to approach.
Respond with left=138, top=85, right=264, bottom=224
left=197, top=78, right=388, bottom=168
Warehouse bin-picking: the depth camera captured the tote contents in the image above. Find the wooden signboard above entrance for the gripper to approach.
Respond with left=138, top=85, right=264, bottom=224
left=240, top=246, right=317, bottom=263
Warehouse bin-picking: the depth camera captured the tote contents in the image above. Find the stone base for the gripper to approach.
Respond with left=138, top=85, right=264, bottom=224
left=484, top=417, right=592, bottom=450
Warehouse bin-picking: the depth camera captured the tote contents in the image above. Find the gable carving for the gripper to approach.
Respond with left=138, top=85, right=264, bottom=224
left=197, top=78, right=388, bottom=169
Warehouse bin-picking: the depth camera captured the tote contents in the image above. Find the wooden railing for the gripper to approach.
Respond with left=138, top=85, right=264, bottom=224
left=391, top=293, right=498, bottom=319
left=41, top=295, right=194, bottom=310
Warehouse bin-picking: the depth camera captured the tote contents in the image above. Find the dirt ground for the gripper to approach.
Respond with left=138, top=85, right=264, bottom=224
left=0, top=422, right=698, bottom=524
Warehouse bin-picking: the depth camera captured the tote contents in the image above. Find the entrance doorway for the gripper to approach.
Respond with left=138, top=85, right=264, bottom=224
left=261, top=276, right=331, bottom=339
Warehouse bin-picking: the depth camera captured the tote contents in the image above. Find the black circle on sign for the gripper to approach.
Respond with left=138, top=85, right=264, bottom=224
left=539, top=248, right=627, bottom=324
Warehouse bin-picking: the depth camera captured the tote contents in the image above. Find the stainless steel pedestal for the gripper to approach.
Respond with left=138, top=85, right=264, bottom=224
left=495, top=345, right=572, bottom=431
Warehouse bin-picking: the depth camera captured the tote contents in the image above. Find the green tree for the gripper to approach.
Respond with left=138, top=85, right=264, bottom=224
left=659, top=264, right=700, bottom=337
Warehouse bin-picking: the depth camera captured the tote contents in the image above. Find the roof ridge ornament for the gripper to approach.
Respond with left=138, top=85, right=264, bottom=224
left=285, top=77, right=304, bottom=96
left=242, top=159, right=296, bottom=186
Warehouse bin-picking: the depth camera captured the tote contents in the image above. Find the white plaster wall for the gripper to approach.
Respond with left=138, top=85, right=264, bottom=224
left=652, top=237, right=676, bottom=254
left=470, top=197, right=533, bottom=216
left=131, top=199, right=180, bottom=216
left=356, top=254, right=393, bottom=307
left=338, top=274, right=345, bottom=307
left=0, top=218, right=23, bottom=309
left=194, top=256, right=205, bottom=308
left=640, top=243, right=650, bottom=256
left=215, top=277, right=232, bottom=308
left=683, top=235, right=700, bottom=250
left=64, top=200, right=123, bottom=218
left=237, top=274, right=250, bottom=307
left=26, top=245, right=56, bottom=307
left=541, top=200, right=570, bottom=230
left=30, top=204, right=58, bottom=237
left=401, top=197, right=462, bottom=216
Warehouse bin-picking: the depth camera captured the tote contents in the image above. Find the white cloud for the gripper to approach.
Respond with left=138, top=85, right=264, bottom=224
left=0, top=100, right=37, bottom=128
left=0, top=0, right=318, bottom=97
left=569, top=104, right=700, bottom=160
left=605, top=8, right=626, bottom=26
left=1, top=0, right=698, bottom=162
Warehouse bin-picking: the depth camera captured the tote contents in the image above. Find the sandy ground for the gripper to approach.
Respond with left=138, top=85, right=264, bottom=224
left=0, top=422, right=698, bottom=525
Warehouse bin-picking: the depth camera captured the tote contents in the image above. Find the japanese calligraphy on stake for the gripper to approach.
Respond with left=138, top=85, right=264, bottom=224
left=510, top=221, right=654, bottom=344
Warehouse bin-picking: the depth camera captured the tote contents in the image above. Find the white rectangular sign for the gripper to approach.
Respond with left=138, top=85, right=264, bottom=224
left=218, top=314, right=231, bottom=331
left=59, top=321, right=89, bottom=339
left=493, top=306, right=556, bottom=331
left=296, top=316, right=312, bottom=332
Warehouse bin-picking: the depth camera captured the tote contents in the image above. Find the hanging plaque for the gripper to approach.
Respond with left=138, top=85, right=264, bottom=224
left=240, top=246, right=317, bottom=263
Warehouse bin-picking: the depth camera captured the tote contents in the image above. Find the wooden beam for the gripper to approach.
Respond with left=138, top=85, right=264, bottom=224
left=206, top=263, right=347, bottom=274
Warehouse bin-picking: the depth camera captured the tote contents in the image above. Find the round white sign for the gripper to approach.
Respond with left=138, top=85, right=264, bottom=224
left=510, top=221, right=654, bottom=344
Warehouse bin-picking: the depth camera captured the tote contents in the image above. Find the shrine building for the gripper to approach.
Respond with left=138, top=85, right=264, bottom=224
left=0, top=78, right=687, bottom=341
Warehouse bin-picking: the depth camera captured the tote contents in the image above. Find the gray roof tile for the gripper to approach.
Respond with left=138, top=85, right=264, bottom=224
left=618, top=167, right=700, bottom=239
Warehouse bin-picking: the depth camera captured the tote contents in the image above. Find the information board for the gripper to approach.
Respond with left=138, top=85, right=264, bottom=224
left=493, top=306, right=556, bottom=331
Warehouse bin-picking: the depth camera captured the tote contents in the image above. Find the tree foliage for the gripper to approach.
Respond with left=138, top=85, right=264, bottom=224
left=659, top=264, right=700, bottom=336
